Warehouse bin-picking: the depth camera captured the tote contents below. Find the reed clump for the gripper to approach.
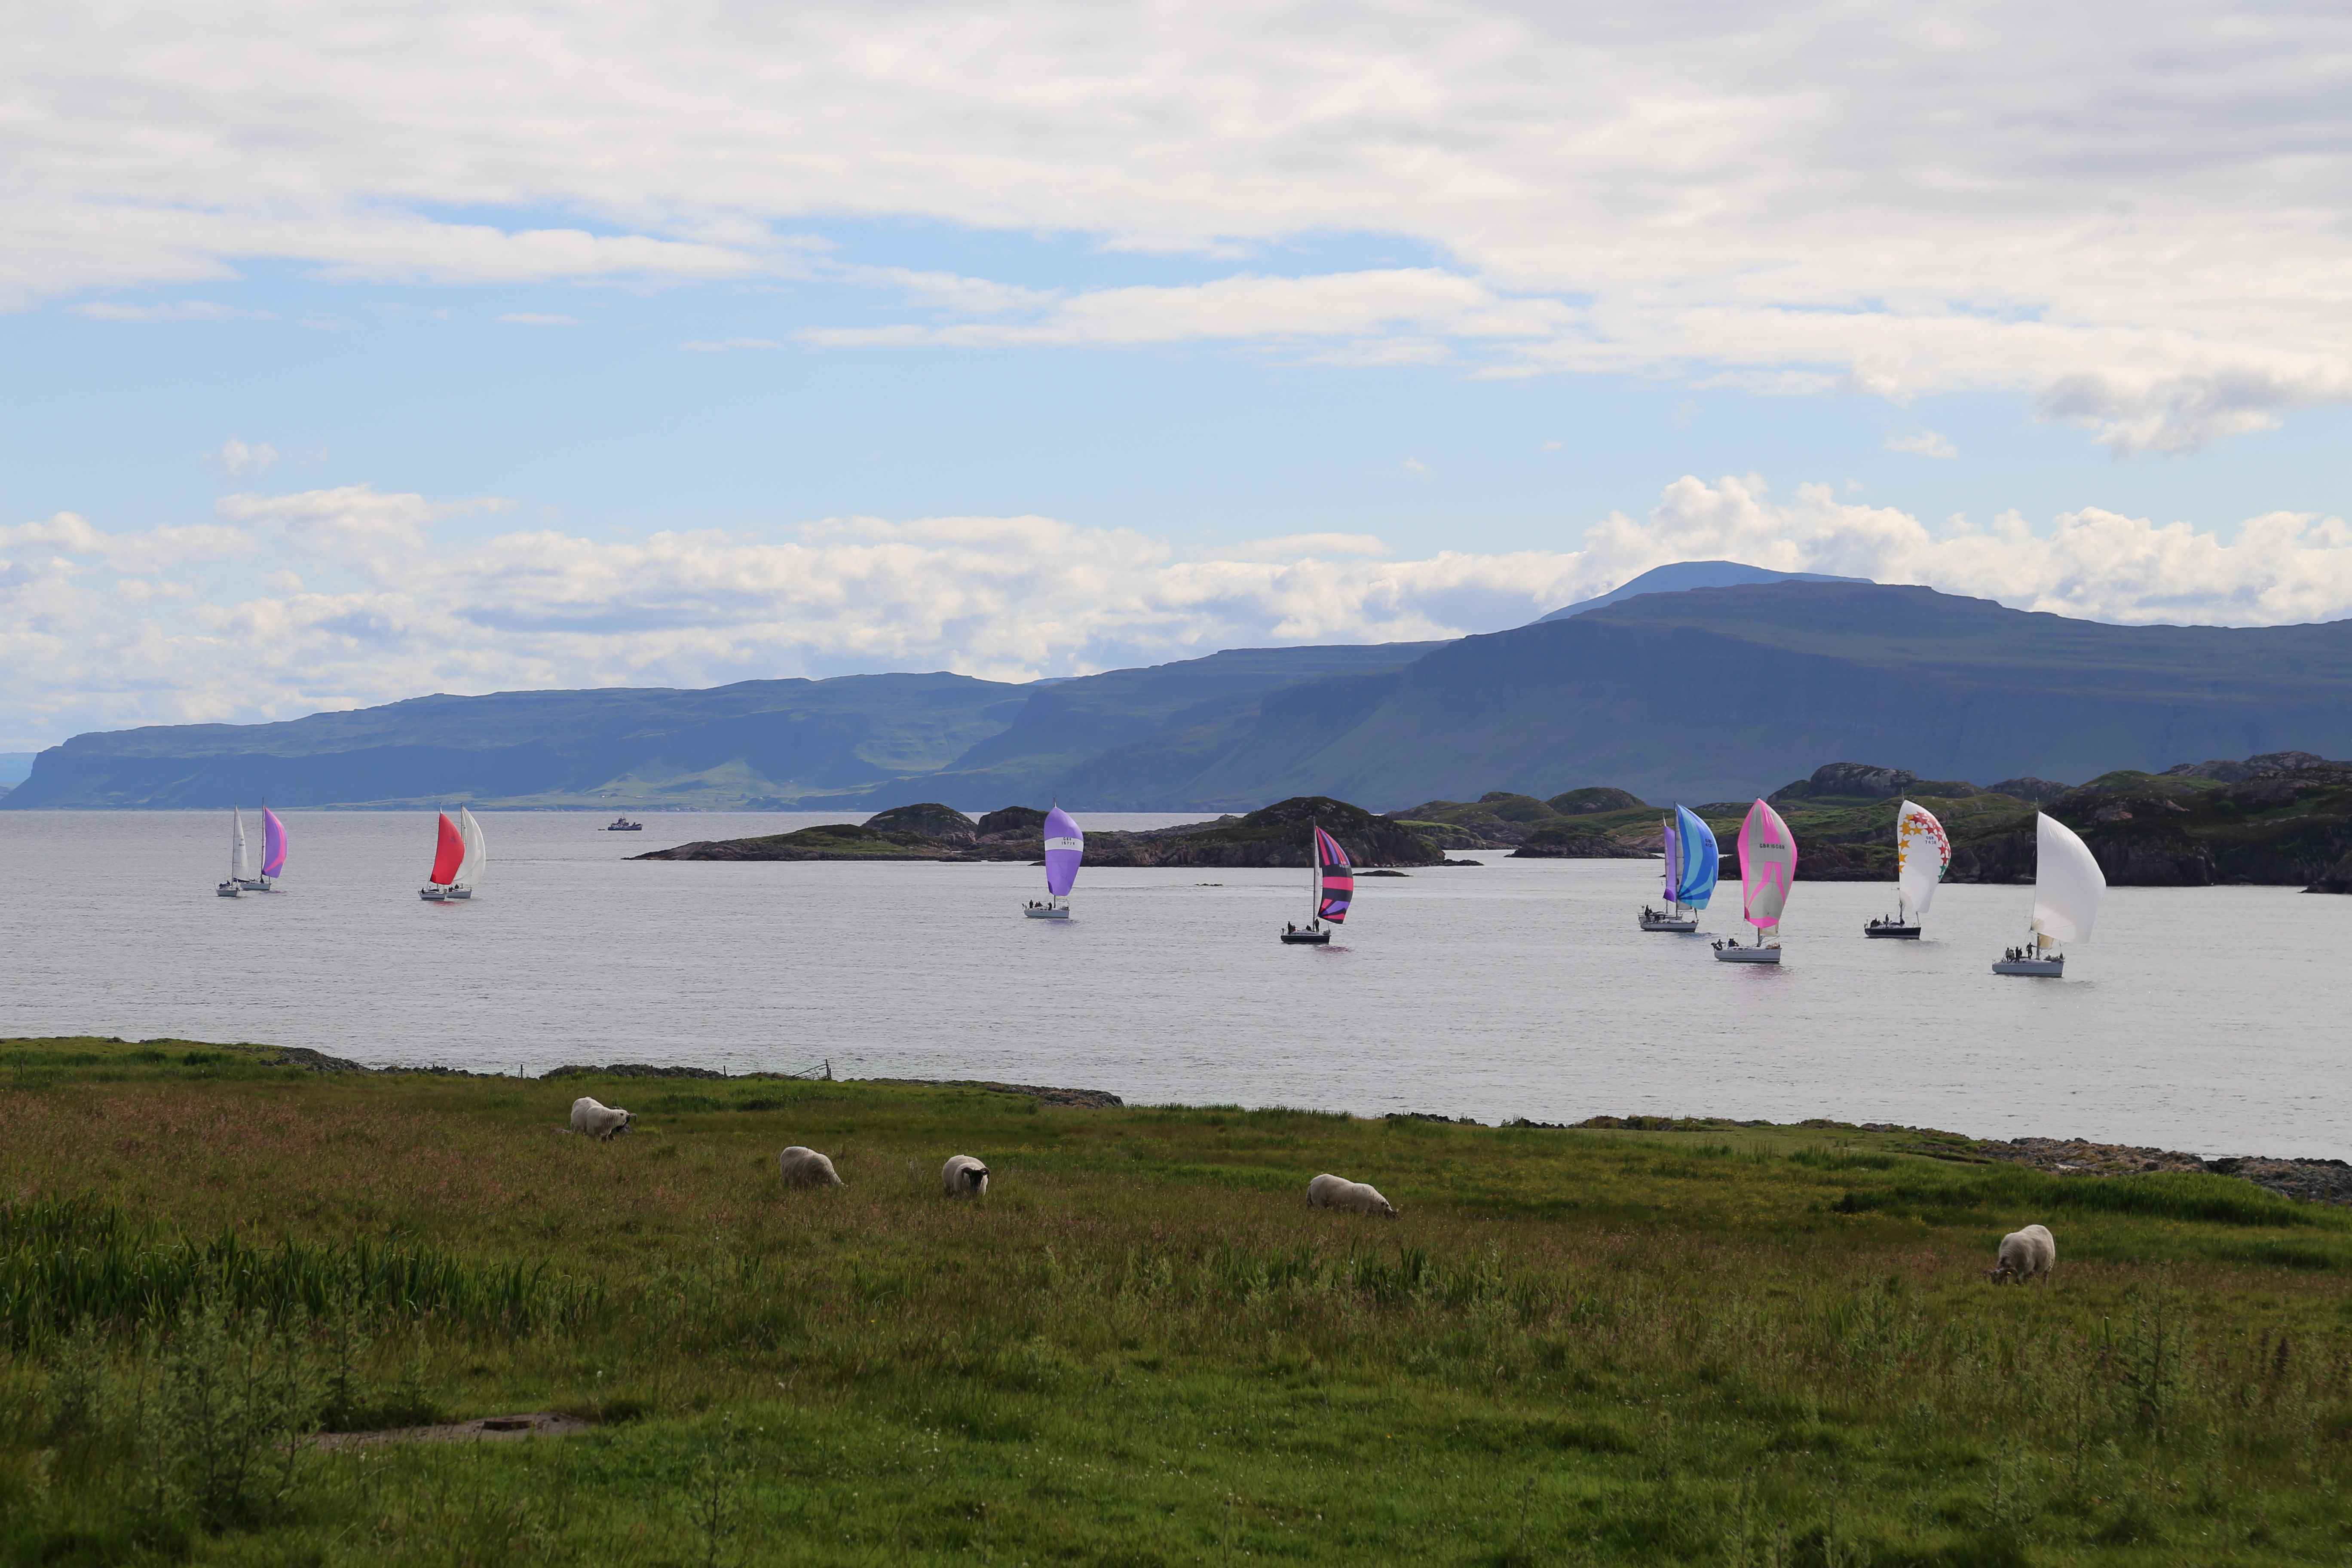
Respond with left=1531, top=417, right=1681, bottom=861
left=1, top=1035, right=2349, bottom=1564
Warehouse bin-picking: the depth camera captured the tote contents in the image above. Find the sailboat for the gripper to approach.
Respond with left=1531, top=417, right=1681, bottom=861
left=215, top=806, right=250, bottom=897
left=1993, top=813, right=2104, bottom=976
left=1713, top=798, right=1796, bottom=963
left=233, top=804, right=288, bottom=891
left=1639, top=804, right=1718, bottom=931
left=1023, top=805, right=1083, bottom=918
left=1279, top=825, right=1353, bottom=945
left=419, top=812, right=467, bottom=900
left=1865, top=799, right=1948, bottom=938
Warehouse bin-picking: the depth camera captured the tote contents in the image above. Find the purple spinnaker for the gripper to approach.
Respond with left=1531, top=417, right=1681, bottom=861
left=1042, top=806, right=1084, bottom=898
left=1661, top=819, right=1679, bottom=902
left=260, top=808, right=288, bottom=879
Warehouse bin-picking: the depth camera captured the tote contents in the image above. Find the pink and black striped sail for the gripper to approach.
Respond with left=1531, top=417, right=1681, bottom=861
left=1314, top=827, right=1354, bottom=924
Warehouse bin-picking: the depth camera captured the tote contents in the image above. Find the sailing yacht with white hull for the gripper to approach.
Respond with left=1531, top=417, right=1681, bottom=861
left=1865, top=799, right=1948, bottom=938
left=1993, top=814, right=2104, bottom=976
left=215, top=806, right=250, bottom=897
left=1639, top=804, right=1718, bottom=931
left=1279, top=826, right=1353, bottom=944
left=1714, top=798, right=1796, bottom=963
left=420, top=812, right=466, bottom=900
left=1023, top=805, right=1084, bottom=918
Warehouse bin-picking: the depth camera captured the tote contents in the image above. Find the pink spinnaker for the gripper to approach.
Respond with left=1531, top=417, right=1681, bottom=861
left=260, top=808, right=288, bottom=879
left=1736, top=798, right=1797, bottom=932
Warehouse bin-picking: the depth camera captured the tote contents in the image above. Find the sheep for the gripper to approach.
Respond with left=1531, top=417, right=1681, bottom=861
left=1307, top=1173, right=1398, bottom=1217
left=778, top=1145, right=846, bottom=1188
left=1988, top=1223, right=2057, bottom=1285
left=941, top=1154, right=990, bottom=1197
left=568, top=1096, right=634, bottom=1141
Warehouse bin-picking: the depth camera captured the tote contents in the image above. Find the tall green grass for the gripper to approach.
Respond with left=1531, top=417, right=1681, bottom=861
left=0, top=1194, right=594, bottom=1348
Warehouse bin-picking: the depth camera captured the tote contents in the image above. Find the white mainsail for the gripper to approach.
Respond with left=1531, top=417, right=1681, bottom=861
left=1894, top=799, right=1950, bottom=922
left=231, top=807, right=250, bottom=882
left=2030, top=812, right=2104, bottom=944
left=457, top=807, right=489, bottom=888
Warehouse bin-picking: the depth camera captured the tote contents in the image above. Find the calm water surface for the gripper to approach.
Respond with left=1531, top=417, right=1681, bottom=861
left=2, top=810, right=2343, bottom=1158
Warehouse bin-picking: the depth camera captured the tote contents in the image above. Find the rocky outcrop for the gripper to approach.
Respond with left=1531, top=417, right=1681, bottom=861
left=634, top=824, right=954, bottom=861
left=2306, top=849, right=2352, bottom=894
left=1549, top=786, right=1647, bottom=814
left=2163, top=750, right=2329, bottom=784
left=975, top=805, right=1046, bottom=836
left=1509, top=824, right=1654, bottom=859
left=1984, top=777, right=2072, bottom=803
left=1087, top=796, right=1443, bottom=867
left=864, top=802, right=980, bottom=842
left=1770, top=762, right=1919, bottom=802
left=1977, top=1137, right=2352, bottom=1206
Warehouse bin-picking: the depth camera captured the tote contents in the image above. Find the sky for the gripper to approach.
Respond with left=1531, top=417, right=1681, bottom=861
left=5, top=0, right=2352, bottom=750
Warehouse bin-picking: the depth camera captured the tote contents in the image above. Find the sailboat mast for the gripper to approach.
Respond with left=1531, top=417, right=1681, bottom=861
left=1308, top=821, right=1318, bottom=925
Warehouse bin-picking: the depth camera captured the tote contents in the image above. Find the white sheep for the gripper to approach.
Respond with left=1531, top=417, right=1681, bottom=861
left=568, top=1096, right=634, bottom=1141
left=778, top=1145, right=846, bottom=1188
left=1307, top=1173, right=1397, bottom=1217
left=1988, top=1223, right=2057, bottom=1285
left=941, top=1154, right=990, bottom=1197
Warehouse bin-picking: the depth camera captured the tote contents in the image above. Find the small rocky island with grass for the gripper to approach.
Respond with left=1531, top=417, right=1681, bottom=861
left=634, top=795, right=1448, bottom=867
left=635, top=748, right=2352, bottom=889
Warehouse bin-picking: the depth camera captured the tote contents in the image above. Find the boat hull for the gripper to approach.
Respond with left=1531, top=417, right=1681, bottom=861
left=1864, top=924, right=1920, bottom=939
left=420, top=885, right=451, bottom=901
left=1639, top=917, right=1698, bottom=932
left=1279, top=930, right=1332, bottom=945
left=1993, top=958, right=2064, bottom=977
left=215, top=882, right=240, bottom=897
left=1022, top=907, right=1070, bottom=919
left=1714, top=946, right=1781, bottom=964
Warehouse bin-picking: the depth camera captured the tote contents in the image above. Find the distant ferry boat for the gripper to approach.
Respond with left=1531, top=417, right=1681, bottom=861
left=604, top=817, right=645, bottom=831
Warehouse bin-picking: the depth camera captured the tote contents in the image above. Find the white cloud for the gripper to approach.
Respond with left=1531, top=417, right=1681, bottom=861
left=1883, top=429, right=1959, bottom=459
left=496, top=312, right=582, bottom=325
left=73, top=300, right=256, bottom=322
left=206, top=438, right=278, bottom=478
left=9, top=478, right=2352, bottom=748
left=1398, top=458, right=1433, bottom=479
left=5, top=0, right=2348, bottom=450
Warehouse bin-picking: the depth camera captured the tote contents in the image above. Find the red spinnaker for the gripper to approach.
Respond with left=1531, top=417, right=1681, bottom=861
left=430, top=812, right=466, bottom=884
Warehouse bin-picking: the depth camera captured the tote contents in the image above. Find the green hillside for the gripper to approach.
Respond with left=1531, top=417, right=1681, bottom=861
left=12, top=579, right=2352, bottom=812
left=1046, top=583, right=2352, bottom=807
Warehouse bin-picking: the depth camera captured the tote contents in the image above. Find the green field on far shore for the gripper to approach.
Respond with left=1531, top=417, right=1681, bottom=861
left=3, top=1036, right=2349, bottom=1566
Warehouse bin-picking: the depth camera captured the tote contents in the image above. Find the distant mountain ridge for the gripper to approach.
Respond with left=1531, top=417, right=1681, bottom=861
left=1534, top=560, right=1871, bottom=622
left=11, top=568, right=2352, bottom=811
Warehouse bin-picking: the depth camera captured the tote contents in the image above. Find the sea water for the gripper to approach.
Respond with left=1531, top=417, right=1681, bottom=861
left=2, top=809, right=2343, bottom=1159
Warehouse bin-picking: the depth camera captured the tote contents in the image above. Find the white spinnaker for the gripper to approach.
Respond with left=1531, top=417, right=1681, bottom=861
left=231, top=808, right=248, bottom=880
left=1895, top=799, right=1950, bottom=918
left=457, top=807, right=488, bottom=886
left=2030, top=813, right=2105, bottom=943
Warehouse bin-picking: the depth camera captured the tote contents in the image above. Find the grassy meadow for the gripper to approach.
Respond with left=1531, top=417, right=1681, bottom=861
left=3, top=1036, right=2349, bottom=1566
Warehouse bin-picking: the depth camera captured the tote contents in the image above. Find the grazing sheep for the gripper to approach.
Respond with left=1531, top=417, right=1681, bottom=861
left=1988, top=1223, right=2057, bottom=1285
left=1307, top=1173, right=1398, bottom=1217
left=778, top=1145, right=846, bottom=1188
left=568, top=1096, right=634, bottom=1141
left=941, top=1154, right=990, bottom=1197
